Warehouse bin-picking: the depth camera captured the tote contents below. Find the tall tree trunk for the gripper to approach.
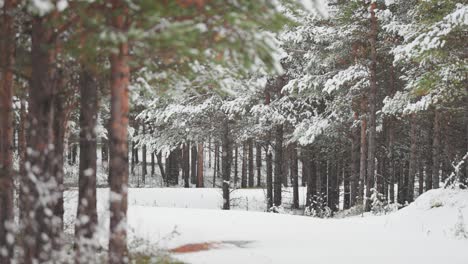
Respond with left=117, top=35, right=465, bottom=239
left=273, top=125, right=284, bottom=206
left=350, top=112, right=360, bottom=207
left=156, top=151, right=166, bottom=185
left=248, top=138, right=254, bottom=187
left=241, top=142, right=247, bottom=188
left=291, top=144, right=299, bottom=209
left=266, top=147, right=273, bottom=210
left=23, top=13, right=63, bottom=263
left=256, top=142, right=262, bottom=187
left=108, top=2, right=130, bottom=261
left=234, top=146, right=238, bottom=187
left=142, top=123, right=147, bottom=185
left=213, top=143, right=218, bottom=186
left=222, top=120, right=232, bottom=209
left=0, top=1, right=16, bottom=261
left=432, top=110, right=441, bottom=189
left=183, top=144, right=190, bottom=188
left=102, top=138, right=109, bottom=171
left=302, top=148, right=310, bottom=191
left=197, top=143, right=204, bottom=187
left=365, top=1, right=378, bottom=212
left=151, top=152, right=155, bottom=176
left=75, top=68, right=98, bottom=263
left=359, top=98, right=367, bottom=207
left=191, top=144, right=197, bottom=184
left=407, top=114, right=418, bottom=202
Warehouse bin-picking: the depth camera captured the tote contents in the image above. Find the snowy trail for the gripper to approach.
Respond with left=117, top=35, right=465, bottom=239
left=64, top=188, right=468, bottom=264
left=128, top=206, right=468, bottom=264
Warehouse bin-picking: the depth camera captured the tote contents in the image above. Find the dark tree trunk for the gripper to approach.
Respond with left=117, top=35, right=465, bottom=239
left=241, top=142, right=247, bottom=188
left=234, top=146, right=238, bottom=187
left=102, top=138, right=109, bottom=170
left=75, top=68, right=98, bottom=262
left=151, top=152, right=155, bottom=176
left=183, top=144, right=190, bottom=188
left=343, top=156, right=351, bottom=210
left=216, top=143, right=220, bottom=178
left=191, top=144, right=197, bottom=184
left=197, top=143, right=204, bottom=187
left=0, top=1, right=16, bottom=261
left=359, top=98, right=367, bottom=207
left=72, top=143, right=78, bottom=165
left=23, top=13, right=63, bottom=263
left=291, top=144, right=299, bottom=209
left=365, top=2, right=378, bottom=212
left=432, top=110, right=441, bottom=189
left=302, top=148, right=309, bottom=190
left=266, top=147, right=273, bottom=210
left=273, top=125, right=284, bottom=206
left=213, top=143, right=218, bottom=187
left=108, top=3, right=130, bottom=261
left=350, top=112, right=360, bottom=207
left=256, top=142, right=262, bottom=187
left=222, top=120, right=232, bottom=210
left=142, top=123, right=147, bottom=185
left=248, top=138, right=254, bottom=187
left=408, top=114, right=418, bottom=202
left=156, top=151, right=166, bottom=185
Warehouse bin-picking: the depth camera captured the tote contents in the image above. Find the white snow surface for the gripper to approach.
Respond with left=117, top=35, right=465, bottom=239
left=64, top=188, right=468, bottom=264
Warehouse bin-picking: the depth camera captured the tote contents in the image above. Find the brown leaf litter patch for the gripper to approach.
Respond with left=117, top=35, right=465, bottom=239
left=170, top=240, right=253, bottom=254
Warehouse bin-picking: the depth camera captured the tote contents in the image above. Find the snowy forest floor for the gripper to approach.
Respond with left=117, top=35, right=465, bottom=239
left=63, top=187, right=468, bottom=264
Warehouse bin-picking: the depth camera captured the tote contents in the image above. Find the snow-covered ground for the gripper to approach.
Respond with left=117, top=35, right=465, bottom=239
left=64, top=188, right=468, bottom=264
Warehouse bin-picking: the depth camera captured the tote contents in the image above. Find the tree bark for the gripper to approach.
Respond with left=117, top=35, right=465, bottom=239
left=248, top=138, right=254, bottom=187
left=75, top=68, right=98, bottom=263
left=191, top=144, right=197, bottom=184
left=241, top=142, right=247, bottom=188
left=197, top=143, right=204, bottom=187
left=273, top=125, right=284, bottom=206
left=108, top=2, right=130, bottom=261
left=432, top=110, right=441, bottom=189
left=222, top=120, right=232, bottom=210
left=23, top=13, right=63, bottom=263
left=0, top=1, right=16, bottom=261
left=183, top=144, right=190, bottom=188
left=365, top=1, right=378, bottom=212
left=142, top=123, right=147, bottom=185
left=234, top=146, right=238, bottom=187
left=156, top=151, right=166, bottom=185
left=407, top=114, right=418, bottom=202
left=266, top=147, right=273, bottom=209
left=359, top=98, right=367, bottom=207
left=256, top=142, right=262, bottom=187
left=350, top=112, right=360, bottom=207
left=291, top=144, right=299, bottom=209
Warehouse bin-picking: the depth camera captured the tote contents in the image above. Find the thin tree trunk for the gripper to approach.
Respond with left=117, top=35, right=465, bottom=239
left=408, top=114, right=418, bottom=202
left=75, top=68, right=98, bottom=263
left=266, top=147, right=273, bottom=210
left=274, top=125, right=284, bottom=206
left=256, top=142, right=262, bottom=187
left=197, top=143, right=204, bottom=187
left=248, top=138, right=254, bottom=187
left=350, top=112, right=360, bottom=207
left=142, top=123, right=147, bottom=185
left=222, top=120, right=232, bottom=209
left=432, top=110, right=441, bottom=189
left=234, top=146, right=238, bottom=187
left=359, top=98, right=367, bottom=207
left=108, top=2, right=130, bottom=261
left=291, top=144, right=299, bottom=209
left=213, top=143, right=218, bottom=186
left=156, top=151, right=166, bottom=185
left=241, top=142, right=247, bottom=188
left=0, top=1, right=16, bottom=261
left=191, top=144, right=197, bottom=184
left=183, top=144, right=190, bottom=188
left=151, top=152, right=155, bottom=176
